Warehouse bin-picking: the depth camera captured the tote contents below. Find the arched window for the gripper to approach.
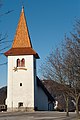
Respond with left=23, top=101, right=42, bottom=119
left=17, top=59, right=20, bottom=67
left=21, top=58, right=25, bottom=67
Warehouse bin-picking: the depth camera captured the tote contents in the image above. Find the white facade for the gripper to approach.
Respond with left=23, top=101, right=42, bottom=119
left=5, top=7, right=54, bottom=111
left=6, top=55, right=36, bottom=111
left=6, top=54, right=52, bottom=111
left=6, top=54, right=51, bottom=111
left=37, top=86, right=48, bottom=110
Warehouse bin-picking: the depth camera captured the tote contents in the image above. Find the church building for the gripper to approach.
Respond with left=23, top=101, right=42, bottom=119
left=4, top=7, right=54, bottom=112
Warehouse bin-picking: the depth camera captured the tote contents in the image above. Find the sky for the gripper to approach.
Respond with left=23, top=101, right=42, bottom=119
left=0, top=0, right=80, bottom=87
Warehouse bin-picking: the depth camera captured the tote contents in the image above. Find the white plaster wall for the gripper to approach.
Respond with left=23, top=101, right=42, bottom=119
left=6, top=55, right=35, bottom=110
left=33, top=57, right=48, bottom=110
left=37, top=86, right=48, bottom=110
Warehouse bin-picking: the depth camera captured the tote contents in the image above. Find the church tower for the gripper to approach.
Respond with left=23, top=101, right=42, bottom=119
left=4, top=7, right=39, bottom=111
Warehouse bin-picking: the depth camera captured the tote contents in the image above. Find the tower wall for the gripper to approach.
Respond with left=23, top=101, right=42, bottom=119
left=6, top=55, right=35, bottom=111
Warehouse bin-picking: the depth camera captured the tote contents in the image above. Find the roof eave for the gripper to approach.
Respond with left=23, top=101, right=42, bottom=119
left=4, top=48, right=40, bottom=59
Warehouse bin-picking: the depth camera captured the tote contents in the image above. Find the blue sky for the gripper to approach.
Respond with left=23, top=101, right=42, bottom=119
left=0, top=0, right=80, bottom=87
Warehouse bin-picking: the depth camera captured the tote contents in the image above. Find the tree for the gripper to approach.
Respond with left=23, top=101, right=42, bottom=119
left=0, top=0, right=14, bottom=90
left=40, top=20, right=80, bottom=118
left=0, top=1, right=14, bottom=66
left=63, top=31, right=80, bottom=118
left=40, top=48, right=70, bottom=116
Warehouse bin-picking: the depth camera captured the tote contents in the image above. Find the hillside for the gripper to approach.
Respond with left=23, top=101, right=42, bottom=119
left=0, top=86, right=7, bottom=105
left=42, top=80, right=75, bottom=111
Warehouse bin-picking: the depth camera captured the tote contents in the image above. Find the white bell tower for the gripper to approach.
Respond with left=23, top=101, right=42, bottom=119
left=4, top=7, right=39, bottom=112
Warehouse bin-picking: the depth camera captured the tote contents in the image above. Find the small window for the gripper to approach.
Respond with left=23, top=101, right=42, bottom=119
left=17, top=59, right=20, bottom=67
left=21, top=58, right=25, bottom=67
left=16, top=58, right=25, bottom=67
left=20, top=83, right=22, bottom=86
left=18, top=102, right=23, bottom=108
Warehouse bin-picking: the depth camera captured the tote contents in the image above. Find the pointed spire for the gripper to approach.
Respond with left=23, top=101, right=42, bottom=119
left=4, top=7, right=39, bottom=58
left=22, top=5, right=24, bottom=12
left=12, top=7, right=32, bottom=48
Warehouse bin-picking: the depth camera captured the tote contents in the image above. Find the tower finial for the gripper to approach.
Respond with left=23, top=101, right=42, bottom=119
left=22, top=5, right=24, bottom=12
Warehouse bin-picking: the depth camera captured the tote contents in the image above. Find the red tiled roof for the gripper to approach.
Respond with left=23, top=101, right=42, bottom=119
left=12, top=7, right=32, bottom=48
left=4, top=7, right=39, bottom=58
left=4, top=47, right=39, bottom=58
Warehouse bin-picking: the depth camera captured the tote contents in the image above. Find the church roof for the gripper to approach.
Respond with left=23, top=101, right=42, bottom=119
left=4, top=48, right=39, bottom=58
left=4, top=7, right=39, bottom=58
